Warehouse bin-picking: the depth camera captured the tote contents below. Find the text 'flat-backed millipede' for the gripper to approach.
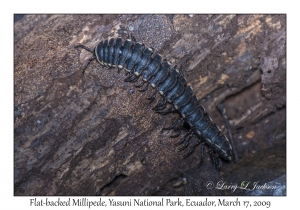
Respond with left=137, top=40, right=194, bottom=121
left=75, top=35, right=233, bottom=170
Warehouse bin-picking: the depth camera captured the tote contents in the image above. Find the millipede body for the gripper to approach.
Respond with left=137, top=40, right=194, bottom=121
left=76, top=36, right=233, bottom=170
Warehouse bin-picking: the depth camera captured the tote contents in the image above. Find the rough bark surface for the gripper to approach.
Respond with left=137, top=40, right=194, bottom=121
left=14, top=14, right=286, bottom=196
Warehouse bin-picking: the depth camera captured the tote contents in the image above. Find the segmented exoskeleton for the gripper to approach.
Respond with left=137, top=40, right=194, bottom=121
left=75, top=36, right=233, bottom=170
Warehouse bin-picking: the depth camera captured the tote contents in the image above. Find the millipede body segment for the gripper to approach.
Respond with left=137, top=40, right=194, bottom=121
left=76, top=36, right=233, bottom=170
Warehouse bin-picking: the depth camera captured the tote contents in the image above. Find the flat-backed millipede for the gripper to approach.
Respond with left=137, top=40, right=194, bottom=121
left=75, top=36, right=233, bottom=170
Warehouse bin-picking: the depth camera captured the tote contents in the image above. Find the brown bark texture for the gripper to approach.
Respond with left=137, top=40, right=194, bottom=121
left=14, top=14, right=286, bottom=196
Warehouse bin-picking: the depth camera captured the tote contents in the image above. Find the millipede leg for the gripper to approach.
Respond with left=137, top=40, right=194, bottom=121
left=170, top=119, right=185, bottom=138
left=124, top=74, right=134, bottom=82
left=74, top=44, right=94, bottom=53
left=175, top=132, right=190, bottom=146
left=183, top=140, right=201, bottom=159
left=178, top=141, right=189, bottom=152
left=152, top=97, right=164, bottom=110
left=197, top=142, right=206, bottom=167
left=134, top=80, right=146, bottom=88
left=162, top=118, right=184, bottom=132
left=138, top=83, right=149, bottom=92
left=155, top=107, right=175, bottom=115
left=128, top=75, right=139, bottom=83
left=153, top=97, right=167, bottom=110
left=209, top=149, right=220, bottom=171
left=147, top=89, right=157, bottom=104
left=74, top=44, right=95, bottom=73
left=83, top=55, right=96, bottom=69
left=175, top=130, right=193, bottom=147
left=177, top=137, right=191, bottom=152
